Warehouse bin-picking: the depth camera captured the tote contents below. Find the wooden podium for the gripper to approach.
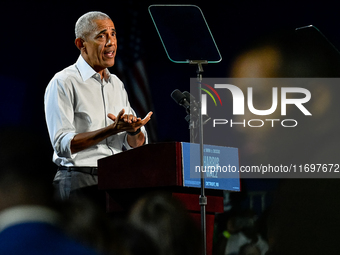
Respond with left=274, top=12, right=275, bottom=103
left=98, top=142, right=229, bottom=255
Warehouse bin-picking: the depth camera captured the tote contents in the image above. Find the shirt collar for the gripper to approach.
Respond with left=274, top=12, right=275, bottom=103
left=76, top=55, right=111, bottom=83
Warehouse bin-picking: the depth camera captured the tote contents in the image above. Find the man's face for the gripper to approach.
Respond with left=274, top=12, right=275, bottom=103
left=82, top=18, right=117, bottom=72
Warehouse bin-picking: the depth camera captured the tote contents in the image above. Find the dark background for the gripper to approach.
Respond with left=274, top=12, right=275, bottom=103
left=1, top=0, right=340, bottom=198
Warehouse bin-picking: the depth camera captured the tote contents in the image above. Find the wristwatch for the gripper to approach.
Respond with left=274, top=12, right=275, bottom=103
left=127, top=128, right=141, bottom=136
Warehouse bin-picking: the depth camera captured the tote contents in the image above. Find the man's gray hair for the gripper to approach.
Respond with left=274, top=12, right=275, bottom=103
left=75, top=11, right=111, bottom=39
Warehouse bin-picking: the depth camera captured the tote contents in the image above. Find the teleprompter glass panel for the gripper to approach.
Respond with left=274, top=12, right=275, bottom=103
left=148, top=4, right=222, bottom=63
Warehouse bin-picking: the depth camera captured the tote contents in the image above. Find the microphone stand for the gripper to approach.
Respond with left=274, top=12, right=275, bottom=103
left=190, top=59, right=208, bottom=255
left=186, top=109, right=197, bottom=143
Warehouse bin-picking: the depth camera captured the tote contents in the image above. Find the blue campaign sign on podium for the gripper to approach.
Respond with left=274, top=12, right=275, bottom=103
left=181, top=142, right=240, bottom=191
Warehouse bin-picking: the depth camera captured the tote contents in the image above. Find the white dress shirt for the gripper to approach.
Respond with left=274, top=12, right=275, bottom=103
left=44, top=55, right=147, bottom=167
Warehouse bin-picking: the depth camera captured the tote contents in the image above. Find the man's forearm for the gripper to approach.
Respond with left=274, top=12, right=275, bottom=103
left=71, top=110, right=152, bottom=154
left=70, top=125, right=117, bottom=154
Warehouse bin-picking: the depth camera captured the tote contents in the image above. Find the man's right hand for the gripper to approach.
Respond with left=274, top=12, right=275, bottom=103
left=107, top=109, right=153, bottom=134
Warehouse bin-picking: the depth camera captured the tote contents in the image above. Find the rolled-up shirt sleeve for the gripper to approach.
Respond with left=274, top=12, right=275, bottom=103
left=44, top=77, right=77, bottom=159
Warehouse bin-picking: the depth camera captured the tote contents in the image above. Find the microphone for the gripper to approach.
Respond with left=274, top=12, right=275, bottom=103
left=183, top=91, right=198, bottom=107
left=171, top=89, right=211, bottom=125
left=171, top=89, right=191, bottom=114
left=183, top=91, right=211, bottom=125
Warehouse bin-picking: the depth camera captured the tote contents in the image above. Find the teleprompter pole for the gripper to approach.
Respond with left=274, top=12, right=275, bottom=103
left=190, top=60, right=208, bottom=255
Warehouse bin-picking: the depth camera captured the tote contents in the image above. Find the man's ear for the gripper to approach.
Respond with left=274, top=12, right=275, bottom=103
left=75, top=38, right=85, bottom=51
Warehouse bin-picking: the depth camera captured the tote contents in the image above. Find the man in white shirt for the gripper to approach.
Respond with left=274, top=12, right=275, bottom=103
left=44, top=11, right=153, bottom=200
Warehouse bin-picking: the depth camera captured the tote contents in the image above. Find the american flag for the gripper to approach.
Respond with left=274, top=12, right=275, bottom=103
left=114, top=2, right=158, bottom=142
